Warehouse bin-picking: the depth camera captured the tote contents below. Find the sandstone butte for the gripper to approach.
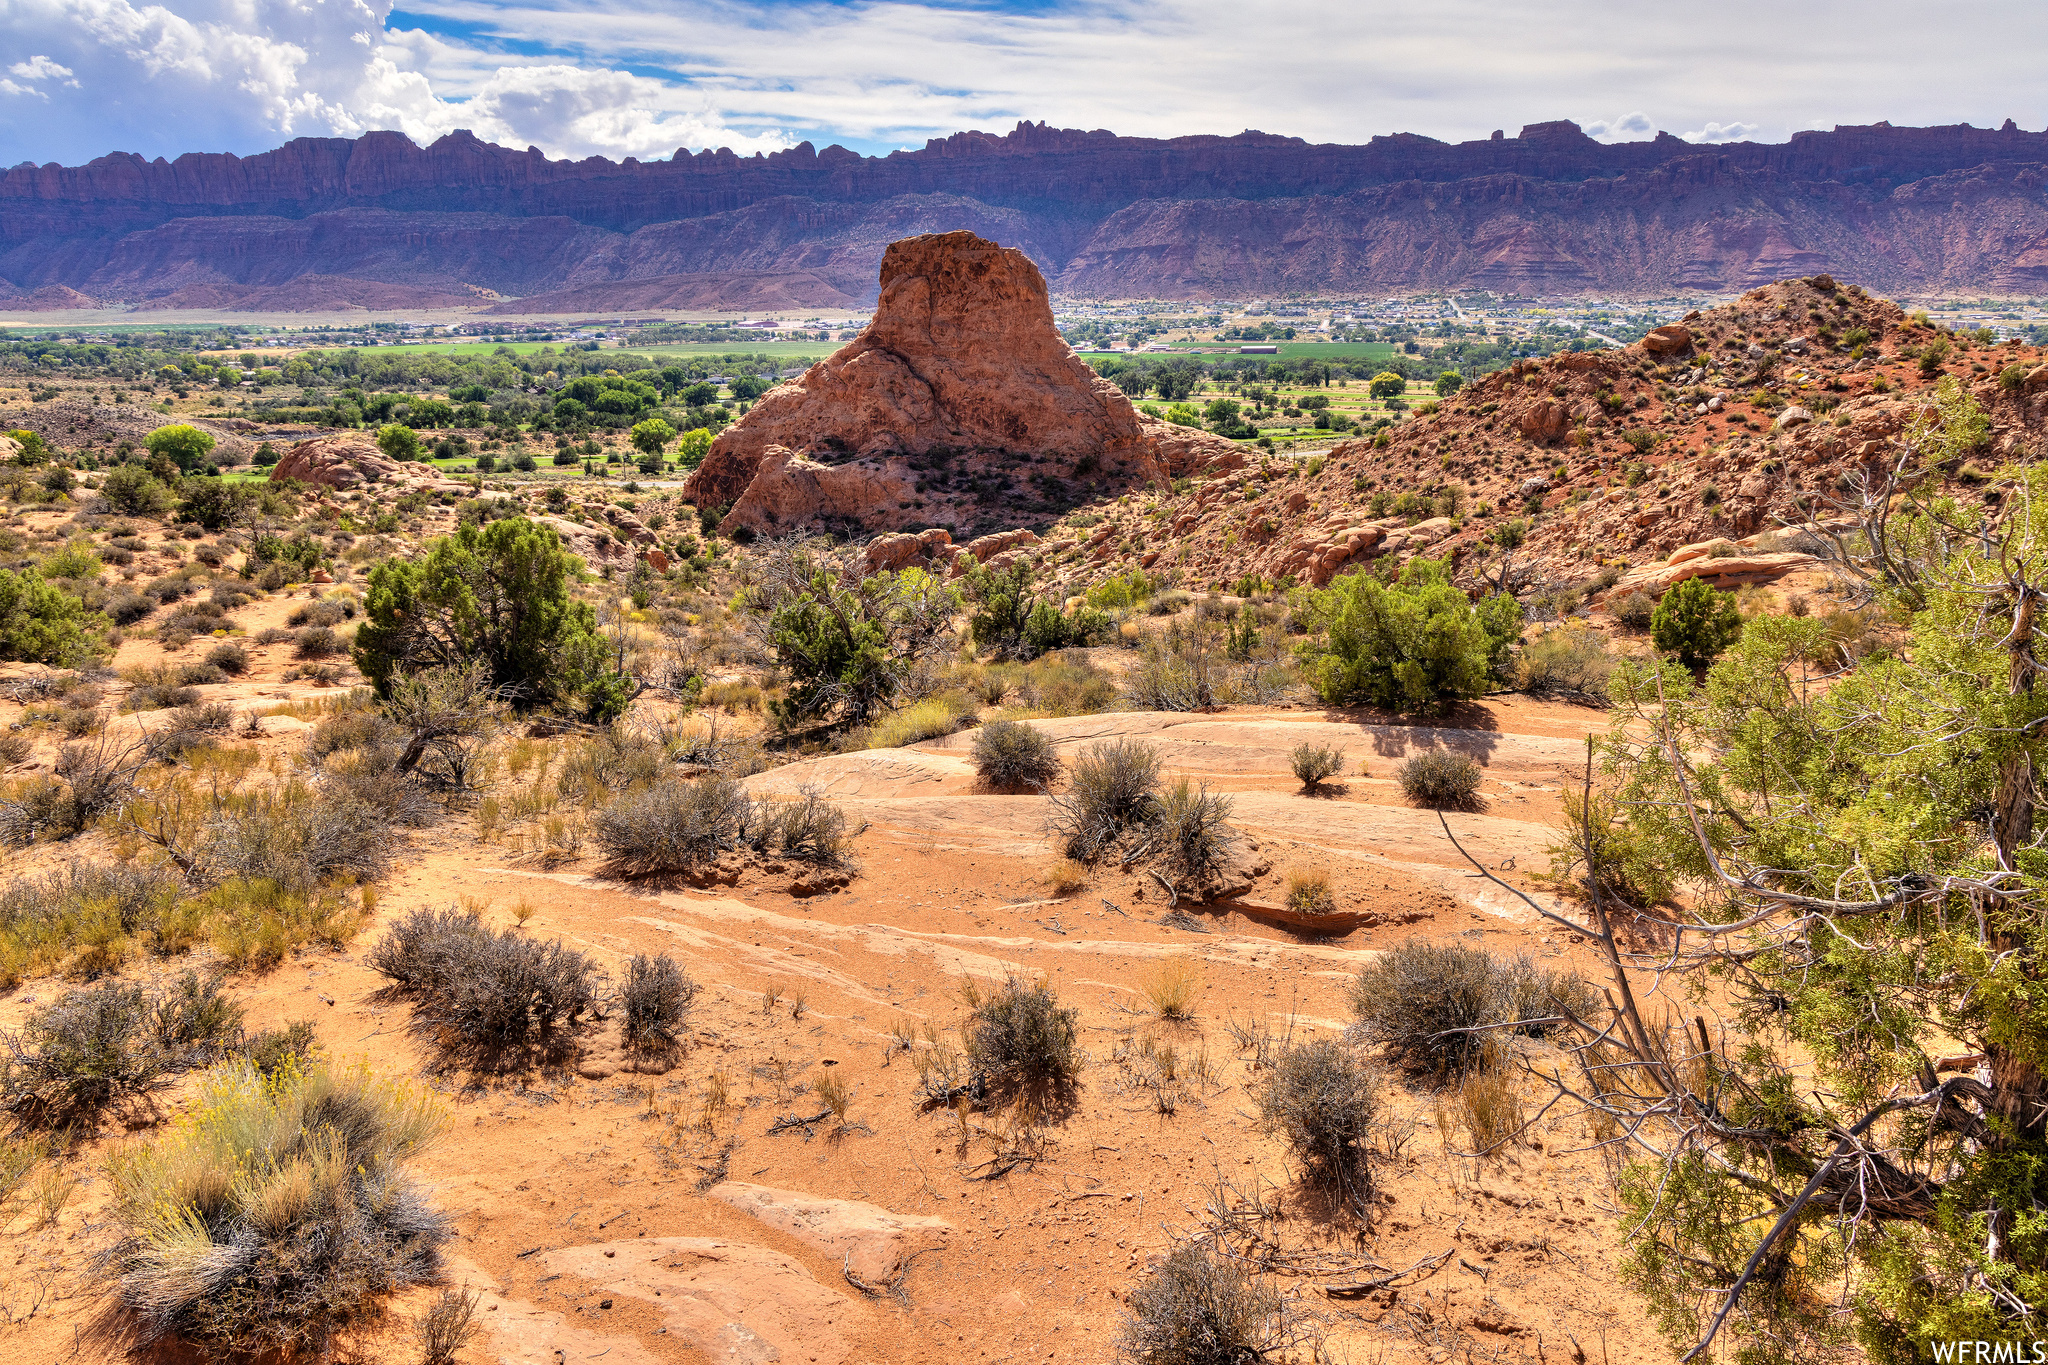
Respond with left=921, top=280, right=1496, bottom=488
left=681, top=229, right=1241, bottom=553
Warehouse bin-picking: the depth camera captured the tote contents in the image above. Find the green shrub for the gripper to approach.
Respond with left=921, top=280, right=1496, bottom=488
left=101, top=1057, right=449, bottom=1358
left=1651, top=576, right=1742, bottom=666
left=0, top=567, right=105, bottom=666
left=1116, top=1243, right=1287, bottom=1365
left=102, top=463, right=175, bottom=516
left=355, top=517, right=615, bottom=712
left=1396, top=748, right=1482, bottom=807
left=965, top=975, right=1080, bottom=1087
left=971, top=719, right=1061, bottom=790
left=1253, top=1038, right=1378, bottom=1211
left=176, top=477, right=256, bottom=530
left=377, top=424, right=423, bottom=462
left=967, top=560, right=1107, bottom=660
left=143, top=423, right=216, bottom=473
left=1306, top=557, right=1510, bottom=713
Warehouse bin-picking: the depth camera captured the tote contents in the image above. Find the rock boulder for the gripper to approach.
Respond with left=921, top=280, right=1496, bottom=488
left=1642, top=325, right=1694, bottom=356
left=683, top=231, right=1242, bottom=538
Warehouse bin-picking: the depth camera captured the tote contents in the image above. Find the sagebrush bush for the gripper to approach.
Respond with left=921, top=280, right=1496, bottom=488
left=1289, top=741, right=1345, bottom=789
left=1396, top=749, right=1482, bottom=807
left=1612, top=588, right=1656, bottom=628
left=971, top=718, right=1061, bottom=790
left=1049, top=738, right=1161, bottom=862
left=1116, top=1242, right=1286, bottom=1365
left=204, top=641, right=249, bottom=675
left=294, top=625, right=345, bottom=660
left=753, top=785, right=852, bottom=866
left=1153, top=777, right=1235, bottom=888
left=592, top=774, right=752, bottom=873
left=966, top=976, right=1080, bottom=1088
left=0, top=972, right=241, bottom=1127
left=1348, top=940, right=1498, bottom=1074
left=370, top=908, right=601, bottom=1059
left=1348, top=940, right=1594, bottom=1075
left=620, top=953, right=697, bottom=1057
left=101, top=1058, right=449, bottom=1359
left=1253, top=1038, right=1378, bottom=1212
left=197, top=784, right=394, bottom=888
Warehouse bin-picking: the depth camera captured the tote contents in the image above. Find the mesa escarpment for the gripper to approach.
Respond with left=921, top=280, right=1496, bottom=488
left=13, top=119, right=2048, bottom=305
left=683, top=230, right=1241, bottom=540
left=1004, top=275, right=2048, bottom=598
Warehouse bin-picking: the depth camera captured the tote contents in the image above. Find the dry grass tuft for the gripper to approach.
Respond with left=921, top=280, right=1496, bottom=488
left=1282, top=865, right=1334, bottom=916
left=1142, top=959, right=1201, bottom=1021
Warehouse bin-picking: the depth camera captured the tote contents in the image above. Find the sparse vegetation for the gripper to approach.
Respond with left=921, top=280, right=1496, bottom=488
left=620, top=952, right=697, bottom=1059
left=1253, top=1038, right=1378, bottom=1213
left=100, top=1057, right=449, bottom=1358
left=965, top=976, right=1081, bottom=1088
left=1117, top=1243, right=1288, bottom=1365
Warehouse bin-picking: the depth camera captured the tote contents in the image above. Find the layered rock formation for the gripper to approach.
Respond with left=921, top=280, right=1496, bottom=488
left=14, top=119, right=2048, bottom=306
left=682, top=232, right=1241, bottom=538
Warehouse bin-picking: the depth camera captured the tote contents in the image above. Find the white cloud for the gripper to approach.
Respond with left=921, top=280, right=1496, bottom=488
left=2, top=0, right=2048, bottom=166
left=1583, top=111, right=1655, bottom=142
left=0, top=0, right=785, bottom=162
left=1, top=52, right=79, bottom=97
left=1682, top=121, right=1760, bottom=144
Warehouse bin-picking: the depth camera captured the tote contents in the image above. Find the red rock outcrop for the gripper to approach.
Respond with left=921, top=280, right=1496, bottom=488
left=268, top=433, right=467, bottom=493
left=682, top=232, right=1242, bottom=538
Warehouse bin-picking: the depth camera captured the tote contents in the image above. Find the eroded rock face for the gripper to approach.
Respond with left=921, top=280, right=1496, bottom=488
left=683, top=230, right=1240, bottom=538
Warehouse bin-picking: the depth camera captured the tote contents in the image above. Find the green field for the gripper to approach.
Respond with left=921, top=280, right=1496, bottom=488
left=1079, top=341, right=1399, bottom=362
left=327, top=339, right=834, bottom=363
left=629, top=341, right=835, bottom=360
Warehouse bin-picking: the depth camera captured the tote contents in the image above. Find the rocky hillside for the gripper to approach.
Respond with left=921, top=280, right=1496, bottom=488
left=13, top=119, right=2048, bottom=306
left=1024, top=275, right=2044, bottom=598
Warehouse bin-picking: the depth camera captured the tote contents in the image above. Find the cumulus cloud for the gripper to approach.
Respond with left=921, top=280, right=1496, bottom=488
left=1583, top=111, right=1656, bottom=142
left=0, top=0, right=786, bottom=163
left=1682, top=121, right=1761, bottom=144
left=1, top=53, right=78, bottom=98
left=2, top=0, right=2046, bottom=166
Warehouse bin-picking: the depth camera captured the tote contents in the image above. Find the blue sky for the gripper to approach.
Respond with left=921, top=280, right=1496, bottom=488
left=4, top=0, right=2047, bottom=167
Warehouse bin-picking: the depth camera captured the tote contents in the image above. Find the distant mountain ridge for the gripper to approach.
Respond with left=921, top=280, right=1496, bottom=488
left=7, top=118, right=2048, bottom=308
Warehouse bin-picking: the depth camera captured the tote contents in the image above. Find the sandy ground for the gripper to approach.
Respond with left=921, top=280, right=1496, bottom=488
left=0, top=601, right=1675, bottom=1365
